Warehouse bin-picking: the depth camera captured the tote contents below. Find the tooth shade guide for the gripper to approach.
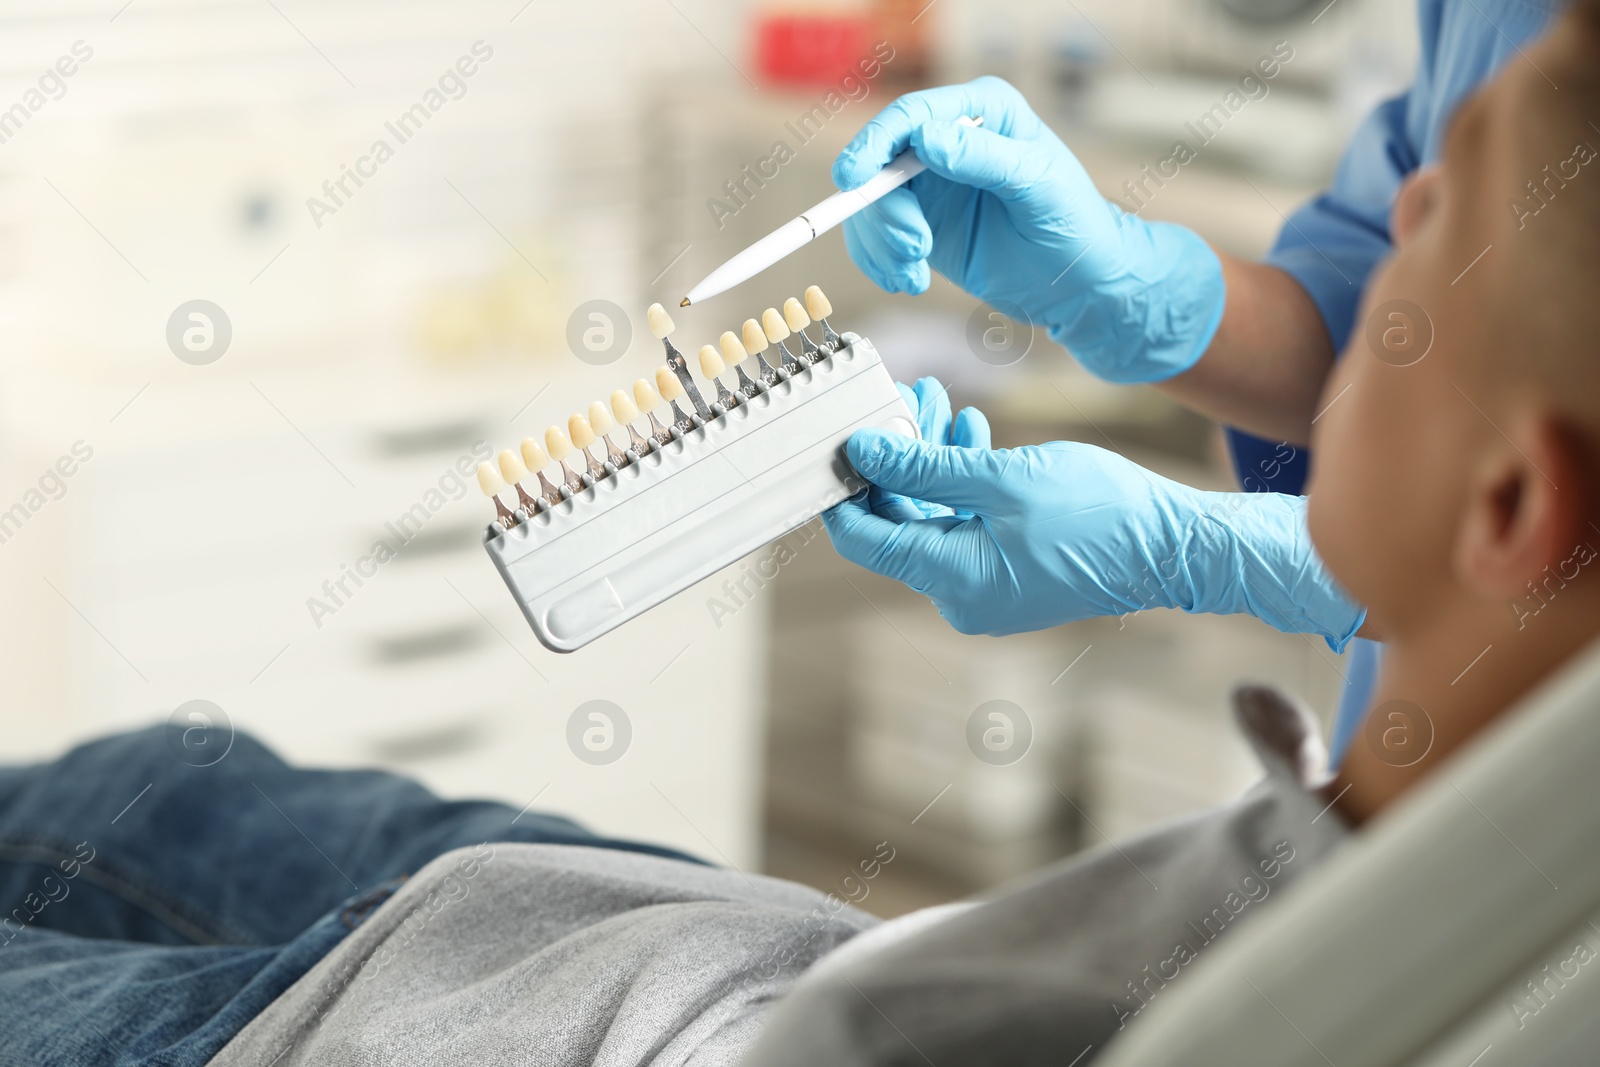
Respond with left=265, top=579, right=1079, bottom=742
left=716, top=331, right=762, bottom=398
left=619, top=416, right=654, bottom=457
left=479, top=327, right=923, bottom=652
left=633, top=379, right=662, bottom=413
left=646, top=299, right=713, bottom=421
left=493, top=283, right=847, bottom=521
left=663, top=345, right=712, bottom=422
left=655, top=366, right=684, bottom=401
left=611, top=389, right=640, bottom=424
left=519, top=437, right=564, bottom=507
left=698, top=344, right=725, bottom=378
left=719, top=331, right=748, bottom=365
left=740, top=318, right=781, bottom=385
left=761, top=308, right=802, bottom=370
left=782, top=297, right=810, bottom=332
left=498, top=446, right=542, bottom=515
left=784, top=297, right=823, bottom=362
left=586, top=400, right=630, bottom=467
left=645, top=410, right=673, bottom=446
left=647, top=302, right=674, bottom=339
left=760, top=307, right=790, bottom=342
left=696, top=343, right=740, bottom=413
left=611, top=387, right=656, bottom=455
left=543, top=426, right=585, bottom=495
left=804, top=285, right=832, bottom=320
left=631, top=379, right=673, bottom=446
left=496, top=448, right=528, bottom=485
left=652, top=365, right=695, bottom=435
left=476, top=461, right=506, bottom=497
left=567, top=414, right=596, bottom=449
left=507, top=488, right=540, bottom=515
left=520, top=437, right=550, bottom=472
left=741, top=319, right=768, bottom=353
left=544, top=426, right=574, bottom=461
left=587, top=401, right=617, bottom=436
left=477, top=462, right=517, bottom=529
left=806, top=285, right=841, bottom=348
left=566, top=414, right=607, bottom=482
left=667, top=399, right=695, bottom=436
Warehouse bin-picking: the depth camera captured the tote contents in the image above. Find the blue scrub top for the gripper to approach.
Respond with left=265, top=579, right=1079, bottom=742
left=1228, top=0, right=1563, bottom=763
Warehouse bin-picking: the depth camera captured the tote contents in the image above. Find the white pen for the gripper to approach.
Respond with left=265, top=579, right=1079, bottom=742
left=679, top=115, right=984, bottom=307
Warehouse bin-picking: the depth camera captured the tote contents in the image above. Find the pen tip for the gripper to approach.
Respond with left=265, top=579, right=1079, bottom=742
left=678, top=298, right=691, bottom=307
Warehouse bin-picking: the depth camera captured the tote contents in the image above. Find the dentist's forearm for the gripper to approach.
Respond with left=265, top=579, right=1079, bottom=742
left=1155, top=253, right=1336, bottom=448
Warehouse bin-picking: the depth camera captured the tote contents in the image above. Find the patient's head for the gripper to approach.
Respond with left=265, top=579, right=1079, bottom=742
left=1309, top=0, right=1600, bottom=661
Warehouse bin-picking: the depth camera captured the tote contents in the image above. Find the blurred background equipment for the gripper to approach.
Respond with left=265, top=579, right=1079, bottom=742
left=0, top=0, right=1407, bottom=911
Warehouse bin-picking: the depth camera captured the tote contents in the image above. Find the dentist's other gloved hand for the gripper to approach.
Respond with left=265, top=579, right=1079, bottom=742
left=835, top=76, right=1224, bottom=384
left=872, top=377, right=993, bottom=523
left=824, top=425, right=1365, bottom=650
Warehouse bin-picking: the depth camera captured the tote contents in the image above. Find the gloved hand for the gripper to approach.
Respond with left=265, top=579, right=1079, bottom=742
left=834, top=76, right=1225, bottom=384
left=873, top=377, right=993, bottom=523
left=825, top=419, right=1365, bottom=650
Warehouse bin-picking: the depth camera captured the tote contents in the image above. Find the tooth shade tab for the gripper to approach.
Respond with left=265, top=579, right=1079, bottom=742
left=655, top=366, right=684, bottom=401
left=742, top=319, right=769, bottom=353
left=784, top=298, right=812, bottom=332
left=497, top=449, right=528, bottom=485
left=761, top=307, right=790, bottom=342
left=633, top=379, right=662, bottom=413
left=587, top=400, right=617, bottom=435
left=698, top=344, right=725, bottom=378
left=805, top=285, right=832, bottom=320
left=647, top=303, right=674, bottom=339
left=544, top=426, right=574, bottom=461
left=568, top=413, right=596, bottom=448
left=476, top=461, right=506, bottom=497
left=719, top=331, right=748, bottom=365
left=611, top=389, right=640, bottom=424
left=520, top=437, right=550, bottom=472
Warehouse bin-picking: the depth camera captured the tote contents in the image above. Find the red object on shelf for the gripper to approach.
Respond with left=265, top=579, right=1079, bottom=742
left=754, top=13, right=873, bottom=86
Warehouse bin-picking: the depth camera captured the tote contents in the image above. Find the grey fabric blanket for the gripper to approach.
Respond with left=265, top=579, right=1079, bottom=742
left=210, top=685, right=1346, bottom=1066
left=208, top=844, right=877, bottom=1067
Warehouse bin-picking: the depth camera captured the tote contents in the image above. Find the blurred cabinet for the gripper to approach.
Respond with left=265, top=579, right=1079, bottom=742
left=0, top=362, right=767, bottom=869
left=0, top=1, right=774, bottom=866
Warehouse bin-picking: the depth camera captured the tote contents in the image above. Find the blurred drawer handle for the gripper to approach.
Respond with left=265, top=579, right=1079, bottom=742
left=368, top=622, right=486, bottom=664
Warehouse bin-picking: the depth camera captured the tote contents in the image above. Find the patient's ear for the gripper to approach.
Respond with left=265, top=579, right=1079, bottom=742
left=1455, top=413, right=1590, bottom=598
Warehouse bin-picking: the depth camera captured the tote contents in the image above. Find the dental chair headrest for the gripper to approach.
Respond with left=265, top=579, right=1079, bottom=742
left=1097, top=636, right=1600, bottom=1067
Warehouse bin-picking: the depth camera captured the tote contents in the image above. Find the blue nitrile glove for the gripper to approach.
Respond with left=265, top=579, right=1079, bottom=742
left=834, top=76, right=1225, bottom=384
left=825, top=425, right=1365, bottom=649
left=873, top=377, right=993, bottom=523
